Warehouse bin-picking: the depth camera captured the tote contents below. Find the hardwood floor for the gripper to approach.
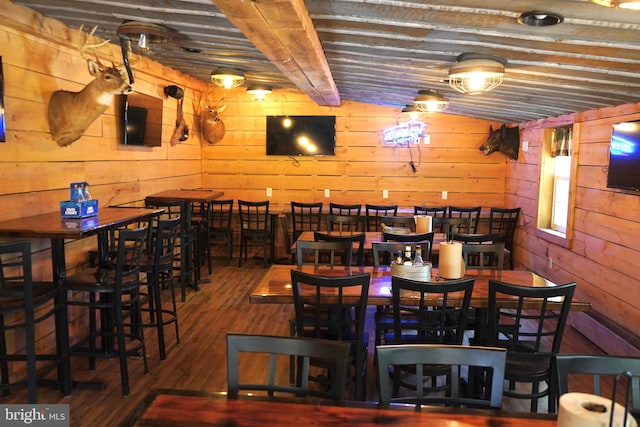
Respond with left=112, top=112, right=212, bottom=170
left=1, top=249, right=605, bottom=426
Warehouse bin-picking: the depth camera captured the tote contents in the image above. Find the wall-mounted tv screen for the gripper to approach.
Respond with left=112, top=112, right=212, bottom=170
left=266, top=115, right=336, bottom=156
left=116, top=93, right=163, bottom=147
left=607, top=120, right=640, bottom=192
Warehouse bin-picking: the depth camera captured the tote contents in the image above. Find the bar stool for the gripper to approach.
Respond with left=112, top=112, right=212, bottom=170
left=65, top=226, right=148, bottom=396
left=209, top=199, right=234, bottom=265
left=139, top=216, right=181, bottom=360
left=0, top=240, right=62, bottom=403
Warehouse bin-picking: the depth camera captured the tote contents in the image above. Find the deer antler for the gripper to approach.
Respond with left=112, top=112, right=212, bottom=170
left=77, top=25, right=111, bottom=65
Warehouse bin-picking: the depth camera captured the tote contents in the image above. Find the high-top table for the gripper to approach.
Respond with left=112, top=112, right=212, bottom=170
left=145, top=189, right=224, bottom=300
left=123, top=389, right=557, bottom=426
left=0, top=206, right=164, bottom=395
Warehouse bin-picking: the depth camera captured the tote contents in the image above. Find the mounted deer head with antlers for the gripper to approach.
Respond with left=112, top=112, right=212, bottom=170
left=48, top=25, right=132, bottom=146
left=200, top=91, right=227, bottom=144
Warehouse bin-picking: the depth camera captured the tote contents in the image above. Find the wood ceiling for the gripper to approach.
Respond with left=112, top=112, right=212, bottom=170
left=12, top=0, right=640, bottom=123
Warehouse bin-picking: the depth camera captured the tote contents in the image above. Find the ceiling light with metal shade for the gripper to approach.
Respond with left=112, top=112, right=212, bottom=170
left=116, top=21, right=171, bottom=56
left=211, top=68, right=245, bottom=89
left=413, top=89, right=449, bottom=112
left=590, top=0, right=640, bottom=9
left=448, top=53, right=506, bottom=95
left=517, top=11, right=564, bottom=27
left=246, top=85, right=272, bottom=101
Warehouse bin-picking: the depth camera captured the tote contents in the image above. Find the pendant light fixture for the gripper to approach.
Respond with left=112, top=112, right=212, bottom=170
left=211, top=68, right=245, bottom=89
left=413, top=89, right=449, bottom=112
left=448, top=53, right=506, bottom=95
left=590, top=0, right=640, bottom=9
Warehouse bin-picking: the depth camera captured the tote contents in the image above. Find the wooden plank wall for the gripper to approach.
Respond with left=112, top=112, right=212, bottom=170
left=508, top=105, right=640, bottom=355
left=0, top=2, right=208, bottom=275
left=202, top=97, right=506, bottom=209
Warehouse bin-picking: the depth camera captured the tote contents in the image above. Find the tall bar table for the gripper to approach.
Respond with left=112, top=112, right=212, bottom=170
left=0, top=206, right=163, bottom=395
left=145, top=189, right=224, bottom=301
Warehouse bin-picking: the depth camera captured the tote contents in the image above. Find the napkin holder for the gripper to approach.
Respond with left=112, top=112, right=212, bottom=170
left=391, top=263, right=432, bottom=282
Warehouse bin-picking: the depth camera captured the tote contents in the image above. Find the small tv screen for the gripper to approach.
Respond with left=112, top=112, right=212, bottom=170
left=266, top=115, right=336, bottom=156
left=116, top=93, right=163, bottom=147
left=607, top=120, right=640, bottom=192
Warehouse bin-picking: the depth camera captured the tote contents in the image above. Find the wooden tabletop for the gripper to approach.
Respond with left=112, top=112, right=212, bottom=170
left=294, top=231, right=446, bottom=253
left=250, top=265, right=592, bottom=311
left=0, top=207, right=163, bottom=240
left=145, top=189, right=224, bottom=203
left=124, top=389, right=557, bottom=426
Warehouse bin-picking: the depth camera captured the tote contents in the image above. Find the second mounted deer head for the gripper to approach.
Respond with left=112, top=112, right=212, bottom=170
left=200, top=91, right=227, bottom=144
left=48, top=25, right=132, bottom=146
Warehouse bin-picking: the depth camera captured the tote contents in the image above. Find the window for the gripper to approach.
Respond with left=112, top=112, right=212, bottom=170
left=536, top=124, right=577, bottom=247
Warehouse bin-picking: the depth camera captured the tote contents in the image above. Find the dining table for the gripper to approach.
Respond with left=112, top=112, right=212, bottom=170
left=293, top=230, right=447, bottom=258
left=250, top=264, right=591, bottom=344
left=0, top=206, right=164, bottom=395
left=122, top=388, right=558, bottom=426
left=145, top=189, right=224, bottom=300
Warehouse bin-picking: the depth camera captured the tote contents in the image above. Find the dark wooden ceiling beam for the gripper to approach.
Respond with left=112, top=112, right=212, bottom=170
left=211, top=0, right=340, bottom=106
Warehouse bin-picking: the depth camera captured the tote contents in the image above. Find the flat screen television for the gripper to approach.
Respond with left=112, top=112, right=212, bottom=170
left=266, top=115, right=336, bottom=156
left=116, top=93, right=163, bottom=146
left=607, top=120, right=640, bottom=191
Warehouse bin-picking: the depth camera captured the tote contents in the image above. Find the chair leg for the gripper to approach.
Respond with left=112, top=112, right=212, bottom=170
left=0, top=316, right=9, bottom=397
left=151, top=274, right=167, bottom=360
left=114, top=296, right=130, bottom=396
left=25, top=308, right=37, bottom=404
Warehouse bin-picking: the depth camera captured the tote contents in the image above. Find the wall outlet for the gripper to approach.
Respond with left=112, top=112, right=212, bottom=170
left=441, top=191, right=448, bottom=200
left=522, top=140, right=529, bottom=152
left=423, top=135, right=431, bottom=144
left=324, top=189, right=330, bottom=198
left=382, top=189, right=389, bottom=199
left=266, top=187, right=272, bottom=197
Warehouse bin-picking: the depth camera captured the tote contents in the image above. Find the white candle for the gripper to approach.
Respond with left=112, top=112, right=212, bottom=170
left=439, top=241, right=464, bottom=279
left=414, top=215, right=432, bottom=234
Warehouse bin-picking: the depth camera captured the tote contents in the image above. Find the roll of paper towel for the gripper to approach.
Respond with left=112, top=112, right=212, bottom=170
left=414, top=215, right=432, bottom=234
left=439, top=241, right=464, bottom=279
left=558, top=392, right=637, bottom=427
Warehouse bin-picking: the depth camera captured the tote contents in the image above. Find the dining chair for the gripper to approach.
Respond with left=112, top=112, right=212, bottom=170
left=237, top=200, right=273, bottom=268
left=382, top=231, right=435, bottom=262
left=65, top=226, right=149, bottom=396
left=371, top=241, right=431, bottom=268
left=290, top=201, right=323, bottom=243
left=376, top=344, right=506, bottom=409
left=448, top=206, right=482, bottom=234
left=190, top=200, right=212, bottom=275
left=554, top=354, right=640, bottom=418
left=314, top=231, right=364, bottom=266
left=371, top=241, right=432, bottom=350
left=485, top=279, right=576, bottom=413
left=488, top=207, right=521, bottom=269
left=325, top=214, right=365, bottom=233
left=461, top=241, right=505, bottom=270
left=139, top=216, right=181, bottom=360
left=227, top=333, right=351, bottom=400
left=209, top=199, right=234, bottom=265
left=381, top=276, right=475, bottom=398
left=290, top=270, right=370, bottom=400
left=432, top=217, right=473, bottom=236
left=295, top=240, right=353, bottom=267
left=365, top=204, right=398, bottom=232
left=380, top=215, right=415, bottom=232
left=0, top=240, right=61, bottom=403
left=413, top=205, right=448, bottom=218
left=329, top=202, right=361, bottom=216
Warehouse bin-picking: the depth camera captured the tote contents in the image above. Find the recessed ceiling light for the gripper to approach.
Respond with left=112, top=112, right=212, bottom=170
left=518, top=11, right=564, bottom=27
